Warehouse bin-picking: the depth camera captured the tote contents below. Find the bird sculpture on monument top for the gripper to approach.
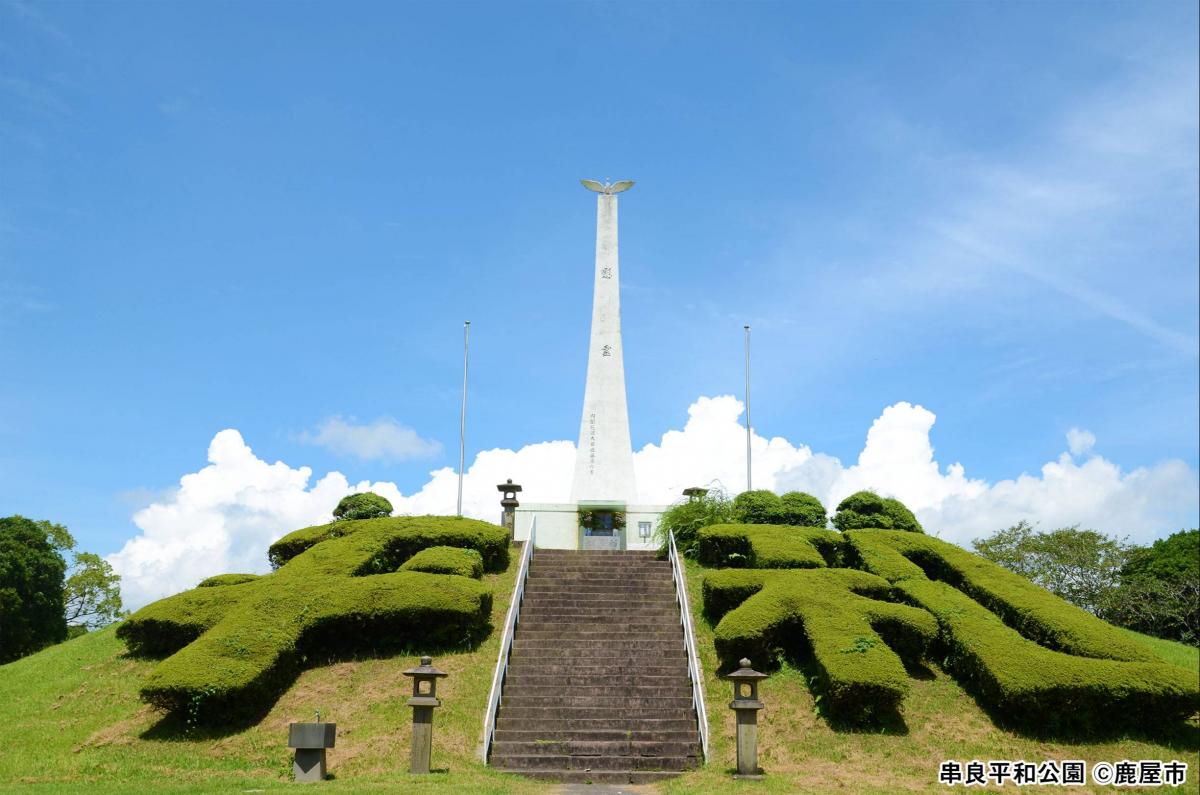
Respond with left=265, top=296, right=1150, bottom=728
left=580, top=178, right=635, bottom=194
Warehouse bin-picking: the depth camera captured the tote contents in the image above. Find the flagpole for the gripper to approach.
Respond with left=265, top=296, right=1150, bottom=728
left=457, top=320, right=470, bottom=517
left=744, top=324, right=751, bottom=492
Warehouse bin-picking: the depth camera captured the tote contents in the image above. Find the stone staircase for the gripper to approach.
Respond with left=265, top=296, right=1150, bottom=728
left=489, top=549, right=702, bottom=784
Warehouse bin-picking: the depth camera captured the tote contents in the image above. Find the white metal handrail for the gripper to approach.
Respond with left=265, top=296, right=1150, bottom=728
left=481, top=517, right=536, bottom=763
left=668, top=530, right=709, bottom=760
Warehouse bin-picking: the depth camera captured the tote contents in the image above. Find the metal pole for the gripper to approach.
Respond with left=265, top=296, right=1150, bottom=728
left=457, top=321, right=470, bottom=517
left=744, top=325, right=752, bottom=492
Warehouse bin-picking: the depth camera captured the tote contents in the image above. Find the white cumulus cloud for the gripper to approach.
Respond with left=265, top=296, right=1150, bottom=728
left=298, top=416, right=442, bottom=461
left=108, top=397, right=1198, bottom=610
left=1066, top=427, right=1097, bottom=457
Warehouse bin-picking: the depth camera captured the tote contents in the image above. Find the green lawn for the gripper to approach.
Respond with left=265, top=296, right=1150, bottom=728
left=1, top=554, right=1196, bottom=794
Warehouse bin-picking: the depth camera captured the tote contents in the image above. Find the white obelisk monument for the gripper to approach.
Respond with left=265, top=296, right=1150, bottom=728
left=511, top=180, right=665, bottom=551
left=570, top=179, right=638, bottom=505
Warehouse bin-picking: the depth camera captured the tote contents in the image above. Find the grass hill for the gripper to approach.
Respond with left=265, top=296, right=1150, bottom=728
left=1, top=550, right=1196, bottom=793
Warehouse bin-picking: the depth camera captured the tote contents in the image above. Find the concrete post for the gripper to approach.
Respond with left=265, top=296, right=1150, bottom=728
left=724, top=658, right=767, bottom=779
left=288, top=721, right=336, bottom=783
left=402, top=656, right=447, bottom=774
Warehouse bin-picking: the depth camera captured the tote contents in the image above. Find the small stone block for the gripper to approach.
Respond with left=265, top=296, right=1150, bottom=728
left=289, top=722, right=336, bottom=749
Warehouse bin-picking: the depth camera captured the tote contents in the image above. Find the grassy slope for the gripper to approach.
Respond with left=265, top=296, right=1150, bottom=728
left=662, top=560, right=1199, bottom=795
left=0, top=557, right=541, bottom=795
left=1, top=554, right=1196, bottom=794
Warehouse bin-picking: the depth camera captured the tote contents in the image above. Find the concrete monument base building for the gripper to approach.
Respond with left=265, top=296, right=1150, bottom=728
left=514, top=180, right=665, bottom=550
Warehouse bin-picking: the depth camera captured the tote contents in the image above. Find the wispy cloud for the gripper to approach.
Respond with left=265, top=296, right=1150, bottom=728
left=780, top=48, right=1198, bottom=361
left=297, top=416, right=442, bottom=462
left=0, top=0, right=69, bottom=43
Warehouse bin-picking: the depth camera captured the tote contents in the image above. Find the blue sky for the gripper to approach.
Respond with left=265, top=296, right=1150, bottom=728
left=2, top=1, right=1197, bottom=601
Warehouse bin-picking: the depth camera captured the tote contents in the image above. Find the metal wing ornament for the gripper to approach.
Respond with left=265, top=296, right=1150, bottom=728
left=580, top=179, right=635, bottom=194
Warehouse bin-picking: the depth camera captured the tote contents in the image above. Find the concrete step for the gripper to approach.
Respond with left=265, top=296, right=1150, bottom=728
left=522, top=580, right=673, bottom=589
left=494, top=729, right=700, bottom=744
left=489, top=753, right=698, bottom=772
left=515, top=628, right=682, bottom=640
left=537, top=554, right=662, bottom=559
left=493, top=717, right=699, bottom=733
left=491, top=769, right=685, bottom=784
left=511, top=642, right=685, bottom=655
left=505, top=673, right=691, bottom=687
left=518, top=598, right=676, bottom=610
left=492, top=739, right=699, bottom=757
left=497, top=706, right=697, bottom=721
left=500, top=694, right=695, bottom=708
left=505, top=665, right=688, bottom=678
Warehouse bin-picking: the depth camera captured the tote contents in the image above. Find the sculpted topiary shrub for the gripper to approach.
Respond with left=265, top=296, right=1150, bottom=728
left=778, top=491, right=827, bottom=528
left=699, top=523, right=1198, bottom=735
left=705, top=567, right=937, bottom=722
left=399, top=545, right=484, bottom=579
left=268, top=514, right=510, bottom=570
left=198, top=573, right=260, bottom=587
left=732, top=490, right=783, bottom=524
left=117, top=515, right=507, bottom=724
left=832, top=491, right=923, bottom=533
left=855, top=529, right=1200, bottom=732
left=333, top=491, right=393, bottom=521
left=697, top=524, right=840, bottom=569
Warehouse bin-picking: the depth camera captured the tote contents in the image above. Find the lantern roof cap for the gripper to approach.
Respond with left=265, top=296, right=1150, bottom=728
left=402, top=656, right=448, bottom=678
left=723, top=658, right=768, bottom=682
left=497, top=479, right=523, bottom=493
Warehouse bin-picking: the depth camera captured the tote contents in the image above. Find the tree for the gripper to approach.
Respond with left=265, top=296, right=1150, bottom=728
left=1122, top=529, right=1199, bottom=583
left=1108, top=529, right=1199, bottom=643
left=777, top=491, right=828, bottom=527
left=732, top=490, right=782, bottom=524
left=64, top=552, right=123, bottom=632
left=333, top=492, right=393, bottom=521
left=0, top=516, right=69, bottom=663
left=972, top=522, right=1131, bottom=616
left=832, top=491, right=924, bottom=533
left=655, top=489, right=736, bottom=558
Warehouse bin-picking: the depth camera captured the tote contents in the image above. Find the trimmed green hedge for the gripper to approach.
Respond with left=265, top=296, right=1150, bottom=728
left=845, top=530, right=1155, bottom=662
left=899, top=577, right=1198, bottom=732
left=333, top=491, right=393, bottom=521
left=846, top=530, right=1199, bottom=732
left=117, top=516, right=503, bottom=723
left=399, top=545, right=484, bottom=579
left=832, top=491, right=923, bottom=533
left=697, top=524, right=842, bottom=569
left=709, top=568, right=937, bottom=722
left=198, top=573, right=260, bottom=587
left=268, top=515, right=510, bottom=571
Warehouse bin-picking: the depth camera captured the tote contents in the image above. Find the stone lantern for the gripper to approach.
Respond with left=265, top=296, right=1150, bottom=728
left=682, top=486, right=709, bottom=502
left=497, top=479, right=522, bottom=542
left=402, top=656, right=448, bottom=774
left=724, top=658, right=767, bottom=779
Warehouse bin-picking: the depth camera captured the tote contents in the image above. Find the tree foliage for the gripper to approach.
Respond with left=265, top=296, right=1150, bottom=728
left=64, top=552, right=124, bottom=631
left=832, top=491, right=923, bottom=533
left=732, top=490, right=782, bottom=524
left=333, top=491, right=393, bottom=521
left=1110, top=529, right=1199, bottom=644
left=778, top=491, right=828, bottom=527
left=972, top=521, right=1130, bottom=616
left=729, top=489, right=828, bottom=527
left=0, top=516, right=69, bottom=663
left=655, top=489, right=737, bottom=558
